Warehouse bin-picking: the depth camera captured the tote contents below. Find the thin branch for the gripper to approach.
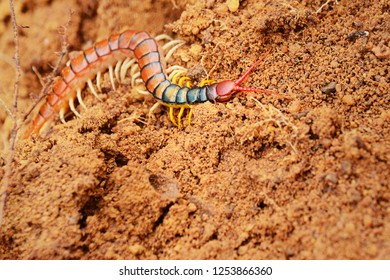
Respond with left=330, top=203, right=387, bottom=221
left=0, top=96, right=14, bottom=121
left=315, top=0, right=338, bottom=14
left=0, top=0, right=22, bottom=229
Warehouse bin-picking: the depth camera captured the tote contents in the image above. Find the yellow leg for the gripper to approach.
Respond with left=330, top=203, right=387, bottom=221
left=187, top=108, right=193, bottom=126
left=199, top=79, right=216, bottom=87
left=169, top=107, right=178, bottom=126
left=178, top=76, right=192, bottom=87
left=177, top=107, right=185, bottom=129
left=171, top=70, right=188, bottom=84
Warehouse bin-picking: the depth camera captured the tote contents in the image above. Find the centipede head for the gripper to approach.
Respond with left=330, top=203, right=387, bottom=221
left=215, top=80, right=237, bottom=102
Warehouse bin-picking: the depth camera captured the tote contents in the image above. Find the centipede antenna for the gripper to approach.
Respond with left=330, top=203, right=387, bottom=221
left=96, top=72, right=102, bottom=92
left=76, top=88, right=87, bottom=110
left=69, top=97, right=81, bottom=118
left=87, top=79, right=102, bottom=101
left=109, top=65, right=116, bottom=90
left=114, top=60, right=122, bottom=83
left=234, top=50, right=272, bottom=86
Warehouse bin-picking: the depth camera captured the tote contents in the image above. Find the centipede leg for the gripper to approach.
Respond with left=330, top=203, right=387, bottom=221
left=178, top=76, right=192, bottom=87
left=155, top=34, right=173, bottom=42
left=59, top=108, right=66, bottom=124
left=109, top=65, right=116, bottom=90
left=199, top=79, right=216, bottom=87
left=69, top=97, right=81, bottom=118
left=134, top=78, right=143, bottom=87
left=177, top=107, right=185, bottom=129
left=169, top=69, right=188, bottom=84
left=114, top=60, right=122, bottom=83
left=120, top=58, right=136, bottom=82
left=187, top=108, right=193, bottom=126
left=77, top=88, right=87, bottom=110
left=130, top=63, right=140, bottom=79
left=166, top=65, right=187, bottom=75
left=131, top=71, right=140, bottom=87
left=96, top=72, right=102, bottom=92
left=169, top=107, right=178, bottom=126
left=135, top=87, right=150, bottom=95
left=87, top=79, right=102, bottom=101
left=163, top=40, right=185, bottom=62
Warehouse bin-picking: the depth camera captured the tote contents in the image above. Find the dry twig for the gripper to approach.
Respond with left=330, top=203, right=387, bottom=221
left=0, top=0, right=21, bottom=229
left=315, top=0, right=338, bottom=14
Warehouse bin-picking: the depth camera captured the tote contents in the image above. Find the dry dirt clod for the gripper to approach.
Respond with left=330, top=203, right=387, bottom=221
left=372, top=45, right=390, bottom=59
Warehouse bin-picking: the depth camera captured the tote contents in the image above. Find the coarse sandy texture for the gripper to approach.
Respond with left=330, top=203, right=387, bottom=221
left=0, top=0, right=389, bottom=259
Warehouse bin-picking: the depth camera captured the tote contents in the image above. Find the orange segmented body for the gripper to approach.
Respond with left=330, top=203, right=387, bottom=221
left=24, top=30, right=288, bottom=138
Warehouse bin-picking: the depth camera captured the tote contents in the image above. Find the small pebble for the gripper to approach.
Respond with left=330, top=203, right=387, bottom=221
left=321, top=82, right=337, bottom=94
left=192, top=27, right=200, bottom=35
left=363, top=214, right=372, bottom=228
left=129, top=244, right=145, bottom=255
left=188, top=203, right=198, bottom=213
left=342, top=94, right=355, bottom=106
left=344, top=221, right=355, bottom=233
left=325, top=173, right=338, bottom=185
left=288, top=100, right=301, bottom=114
left=206, top=0, right=215, bottom=8
left=340, top=160, right=352, bottom=176
left=281, top=45, right=289, bottom=54
left=245, top=224, right=254, bottom=232
left=237, top=245, right=248, bottom=255
left=227, top=0, right=240, bottom=12
left=347, top=30, right=369, bottom=41
left=330, top=60, right=339, bottom=68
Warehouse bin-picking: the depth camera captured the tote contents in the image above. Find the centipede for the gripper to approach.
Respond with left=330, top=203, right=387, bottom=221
left=23, top=30, right=288, bottom=138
